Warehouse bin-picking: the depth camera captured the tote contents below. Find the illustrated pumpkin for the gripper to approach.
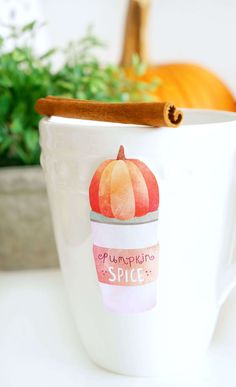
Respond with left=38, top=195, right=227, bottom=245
left=120, top=0, right=235, bottom=111
left=89, top=145, right=159, bottom=220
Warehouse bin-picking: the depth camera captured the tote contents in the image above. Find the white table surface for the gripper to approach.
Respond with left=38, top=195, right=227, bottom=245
left=0, top=269, right=236, bottom=387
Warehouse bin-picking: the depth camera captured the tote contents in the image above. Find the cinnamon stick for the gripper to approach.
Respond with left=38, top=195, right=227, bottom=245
left=35, top=96, right=183, bottom=128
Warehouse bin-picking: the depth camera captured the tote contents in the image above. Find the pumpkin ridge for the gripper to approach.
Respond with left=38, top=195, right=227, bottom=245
left=126, top=160, right=149, bottom=217
left=131, top=159, right=159, bottom=212
left=190, top=65, right=235, bottom=110
left=110, top=160, right=135, bottom=220
left=181, top=65, right=210, bottom=108
left=99, top=161, right=117, bottom=218
left=89, top=160, right=111, bottom=213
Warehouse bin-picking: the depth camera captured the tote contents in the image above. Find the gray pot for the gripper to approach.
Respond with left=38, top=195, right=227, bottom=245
left=0, top=166, right=58, bottom=270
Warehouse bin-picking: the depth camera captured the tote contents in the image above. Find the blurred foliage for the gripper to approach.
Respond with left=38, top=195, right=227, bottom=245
left=0, top=21, right=157, bottom=166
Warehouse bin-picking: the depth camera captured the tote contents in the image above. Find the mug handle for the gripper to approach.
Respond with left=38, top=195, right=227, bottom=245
left=218, top=220, right=236, bottom=306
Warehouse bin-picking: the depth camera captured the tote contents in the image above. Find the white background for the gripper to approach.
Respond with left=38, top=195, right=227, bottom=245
left=1, top=0, right=236, bottom=92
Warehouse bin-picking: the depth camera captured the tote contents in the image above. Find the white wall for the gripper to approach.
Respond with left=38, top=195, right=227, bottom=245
left=1, top=0, right=236, bottom=94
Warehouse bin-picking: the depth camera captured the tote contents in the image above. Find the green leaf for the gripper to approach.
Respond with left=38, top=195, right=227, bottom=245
left=0, top=77, right=12, bottom=88
left=25, top=130, right=38, bottom=151
left=12, top=48, right=27, bottom=62
left=15, top=145, right=30, bottom=164
left=40, top=48, right=57, bottom=60
left=131, top=54, right=147, bottom=76
left=0, top=93, right=12, bottom=119
left=0, top=135, right=12, bottom=153
left=21, top=20, right=37, bottom=32
left=55, top=80, right=74, bottom=91
left=10, top=118, right=23, bottom=134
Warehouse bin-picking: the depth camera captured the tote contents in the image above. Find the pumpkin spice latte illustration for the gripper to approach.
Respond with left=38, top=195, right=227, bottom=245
left=89, top=146, right=159, bottom=313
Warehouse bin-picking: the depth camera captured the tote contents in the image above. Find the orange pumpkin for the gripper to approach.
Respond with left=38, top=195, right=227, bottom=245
left=89, top=145, right=159, bottom=220
left=121, top=0, right=235, bottom=111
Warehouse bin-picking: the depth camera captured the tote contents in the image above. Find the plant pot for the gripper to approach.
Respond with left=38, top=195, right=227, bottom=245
left=0, top=166, right=58, bottom=270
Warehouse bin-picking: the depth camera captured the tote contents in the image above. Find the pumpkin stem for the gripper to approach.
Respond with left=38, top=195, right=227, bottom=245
left=117, top=145, right=126, bottom=160
left=120, top=0, right=150, bottom=66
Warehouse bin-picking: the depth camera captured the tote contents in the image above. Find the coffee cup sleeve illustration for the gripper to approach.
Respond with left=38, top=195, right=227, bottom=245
left=89, top=145, right=159, bottom=313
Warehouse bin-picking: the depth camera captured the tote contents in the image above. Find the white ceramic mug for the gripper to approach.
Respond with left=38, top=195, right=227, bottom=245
left=39, top=109, right=236, bottom=378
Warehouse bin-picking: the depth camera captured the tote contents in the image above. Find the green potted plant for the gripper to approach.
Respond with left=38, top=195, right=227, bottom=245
left=0, top=21, right=156, bottom=269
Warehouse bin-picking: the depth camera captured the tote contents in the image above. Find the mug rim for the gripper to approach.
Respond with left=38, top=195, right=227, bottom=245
left=40, top=108, right=236, bottom=130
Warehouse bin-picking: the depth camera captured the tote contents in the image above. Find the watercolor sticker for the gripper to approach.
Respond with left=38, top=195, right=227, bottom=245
left=89, top=145, right=159, bottom=313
